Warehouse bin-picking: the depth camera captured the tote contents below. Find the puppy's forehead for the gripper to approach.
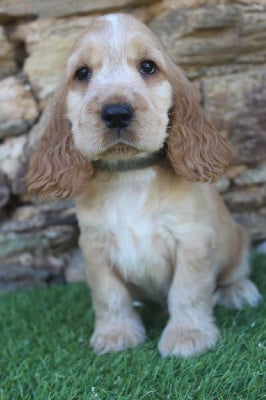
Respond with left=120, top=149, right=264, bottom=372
left=83, top=14, right=154, bottom=42
left=71, top=14, right=160, bottom=61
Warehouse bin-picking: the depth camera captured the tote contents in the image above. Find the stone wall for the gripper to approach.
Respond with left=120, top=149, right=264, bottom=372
left=0, top=0, right=265, bottom=292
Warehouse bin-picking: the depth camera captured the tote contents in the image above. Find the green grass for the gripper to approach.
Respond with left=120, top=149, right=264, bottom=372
left=0, top=253, right=265, bottom=400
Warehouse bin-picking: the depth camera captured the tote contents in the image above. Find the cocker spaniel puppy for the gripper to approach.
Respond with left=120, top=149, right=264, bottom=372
left=26, top=14, right=261, bottom=357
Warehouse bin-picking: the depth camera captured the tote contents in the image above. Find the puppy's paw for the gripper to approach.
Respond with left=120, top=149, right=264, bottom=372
left=90, top=317, right=145, bottom=354
left=158, top=319, right=219, bottom=358
left=216, top=279, right=262, bottom=310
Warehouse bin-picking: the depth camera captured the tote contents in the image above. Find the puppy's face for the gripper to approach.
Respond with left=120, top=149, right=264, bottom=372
left=66, top=14, right=173, bottom=161
left=26, top=13, right=231, bottom=199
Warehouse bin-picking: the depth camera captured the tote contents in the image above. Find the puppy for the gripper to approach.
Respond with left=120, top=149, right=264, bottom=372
left=26, top=14, right=261, bottom=357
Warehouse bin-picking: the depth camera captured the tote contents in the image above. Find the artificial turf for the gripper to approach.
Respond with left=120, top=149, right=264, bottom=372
left=0, top=253, right=265, bottom=400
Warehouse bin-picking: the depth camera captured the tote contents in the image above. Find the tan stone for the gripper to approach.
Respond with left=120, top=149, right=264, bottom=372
left=10, top=18, right=58, bottom=55
left=215, top=176, right=230, bottom=193
left=224, top=186, right=266, bottom=212
left=226, top=165, right=248, bottom=179
left=23, top=17, right=94, bottom=106
left=234, top=165, right=266, bottom=186
left=234, top=212, right=266, bottom=241
left=65, top=250, right=86, bottom=283
left=0, top=76, right=39, bottom=139
left=0, top=0, right=154, bottom=20
left=131, top=3, right=163, bottom=23
left=26, top=104, right=51, bottom=150
left=150, top=5, right=240, bottom=77
left=238, top=8, right=266, bottom=64
left=0, top=135, right=27, bottom=182
left=150, top=5, right=266, bottom=78
left=203, top=68, right=266, bottom=164
left=162, top=0, right=211, bottom=8
left=15, top=107, right=51, bottom=195
left=239, top=1, right=266, bottom=6
left=0, top=26, right=16, bottom=79
left=0, top=172, right=10, bottom=209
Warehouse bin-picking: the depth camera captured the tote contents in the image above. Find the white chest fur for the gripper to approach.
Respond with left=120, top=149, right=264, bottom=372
left=76, top=169, right=176, bottom=299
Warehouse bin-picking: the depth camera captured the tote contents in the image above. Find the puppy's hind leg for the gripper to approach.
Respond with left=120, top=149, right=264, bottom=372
left=215, top=225, right=262, bottom=310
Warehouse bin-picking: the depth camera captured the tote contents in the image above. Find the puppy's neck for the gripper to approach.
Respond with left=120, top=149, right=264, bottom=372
left=93, top=148, right=166, bottom=172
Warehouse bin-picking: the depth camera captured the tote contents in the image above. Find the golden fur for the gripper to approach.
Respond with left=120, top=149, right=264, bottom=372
left=26, top=14, right=261, bottom=357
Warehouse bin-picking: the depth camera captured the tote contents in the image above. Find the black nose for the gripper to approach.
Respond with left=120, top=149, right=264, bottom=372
left=101, top=103, right=134, bottom=129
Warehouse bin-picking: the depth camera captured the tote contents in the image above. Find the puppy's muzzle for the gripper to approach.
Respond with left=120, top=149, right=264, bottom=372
left=101, top=103, right=134, bottom=129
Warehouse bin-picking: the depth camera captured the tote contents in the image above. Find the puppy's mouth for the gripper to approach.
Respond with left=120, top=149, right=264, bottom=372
left=99, top=143, right=140, bottom=160
left=93, top=143, right=167, bottom=172
left=90, top=134, right=167, bottom=172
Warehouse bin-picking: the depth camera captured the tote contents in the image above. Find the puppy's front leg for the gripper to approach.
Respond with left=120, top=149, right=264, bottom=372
left=80, top=234, right=145, bottom=354
left=158, top=229, right=220, bottom=357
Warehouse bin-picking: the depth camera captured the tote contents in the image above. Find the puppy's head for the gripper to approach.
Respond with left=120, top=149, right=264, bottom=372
left=26, top=14, right=231, bottom=199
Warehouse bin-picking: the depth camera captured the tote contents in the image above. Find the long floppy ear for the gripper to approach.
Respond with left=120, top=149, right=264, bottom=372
left=25, top=83, right=93, bottom=199
left=166, top=63, right=232, bottom=182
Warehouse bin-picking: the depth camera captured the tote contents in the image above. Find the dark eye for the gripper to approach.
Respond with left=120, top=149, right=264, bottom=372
left=140, top=60, right=157, bottom=75
left=75, top=67, right=92, bottom=82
